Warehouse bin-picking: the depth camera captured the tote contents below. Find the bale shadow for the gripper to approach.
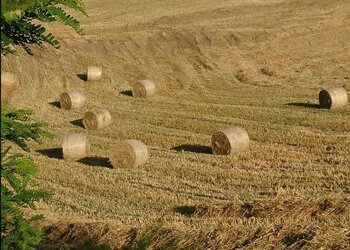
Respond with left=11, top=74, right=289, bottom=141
left=77, top=73, right=87, bottom=81
left=70, top=119, right=84, bottom=128
left=37, top=148, right=62, bottom=159
left=49, top=101, right=61, bottom=109
left=286, top=102, right=320, bottom=109
left=78, top=157, right=113, bottom=168
left=172, top=144, right=212, bottom=154
left=120, top=90, right=133, bottom=97
left=173, top=206, right=196, bottom=217
left=36, top=150, right=113, bottom=168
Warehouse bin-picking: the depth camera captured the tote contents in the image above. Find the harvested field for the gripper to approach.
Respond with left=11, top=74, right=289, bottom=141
left=1, top=0, right=350, bottom=248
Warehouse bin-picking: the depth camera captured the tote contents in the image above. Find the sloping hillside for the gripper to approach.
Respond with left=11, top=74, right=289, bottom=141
left=1, top=0, right=350, bottom=248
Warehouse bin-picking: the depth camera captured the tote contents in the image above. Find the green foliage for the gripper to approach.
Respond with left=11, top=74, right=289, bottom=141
left=1, top=148, right=52, bottom=250
left=1, top=0, right=85, bottom=248
left=1, top=1, right=46, bottom=12
left=1, top=109, right=52, bottom=249
left=1, top=0, right=86, bottom=55
left=1, top=108, right=53, bottom=152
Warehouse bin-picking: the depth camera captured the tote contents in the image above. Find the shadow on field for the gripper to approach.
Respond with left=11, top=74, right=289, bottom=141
left=37, top=148, right=63, bottom=159
left=49, top=101, right=61, bottom=109
left=120, top=90, right=133, bottom=97
left=172, top=144, right=212, bottom=154
left=77, top=73, right=87, bottom=81
left=282, top=231, right=316, bottom=248
left=173, top=206, right=196, bottom=216
left=36, top=149, right=112, bottom=168
left=70, top=119, right=84, bottom=128
left=39, top=222, right=194, bottom=250
left=286, top=102, right=320, bottom=109
left=78, top=157, right=113, bottom=168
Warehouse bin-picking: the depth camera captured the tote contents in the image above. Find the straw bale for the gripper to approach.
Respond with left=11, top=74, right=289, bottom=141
left=87, top=66, right=102, bottom=81
left=211, top=126, right=250, bottom=155
left=62, top=133, right=90, bottom=161
left=1, top=72, right=19, bottom=104
left=109, top=139, right=148, bottom=168
left=132, top=79, right=156, bottom=98
left=319, top=87, right=348, bottom=109
left=83, top=109, right=112, bottom=130
left=60, top=91, right=86, bottom=110
left=343, top=83, right=350, bottom=91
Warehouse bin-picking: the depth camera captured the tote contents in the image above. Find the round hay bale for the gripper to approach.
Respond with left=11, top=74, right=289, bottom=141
left=1, top=72, right=19, bottom=104
left=211, top=126, right=250, bottom=155
left=343, top=83, right=350, bottom=91
left=83, top=109, right=112, bottom=130
left=62, top=133, right=90, bottom=161
left=109, top=139, right=148, bottom=168
left=60, top=90, right=86, bottom=110
left=87, top=66, right=102, bottom=81
left=132, top=79, right=156, bottom=98
left=319, top=87, right=348, bottom=109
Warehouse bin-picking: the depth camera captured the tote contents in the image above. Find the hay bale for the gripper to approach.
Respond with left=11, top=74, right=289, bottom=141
left=60, top=90, right=86, bottom=110
left=319, top=87, right=348, bottom=109
left=132, top=79, right=156, bottom=98
left=83, top=109, right=112, bottom=130
left=1, top=72, right=19, bottom=104
left=87, top=66, right=102, bottom=81
left=109, top=139, right=148, bottom=168
left=62, top=133, right=90, bottom=161
left=211, top=126, right=250, bottom=155
left=343, top=83, right=350, bottom=91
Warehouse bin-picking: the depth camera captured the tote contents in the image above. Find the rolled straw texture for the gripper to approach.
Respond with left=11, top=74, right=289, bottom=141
left=1, top=72, right=19, bottom=104
left=109, top=139, right=148, bottom=168
left=62, top=133, right=90, bottom=161
left=83, top=109, right=112, bottom=130
left=319, top=87, right=348, bottom=109
left=211, top=126, right=250, bottom=155
left=343, top=83, right=350, bottom=91
left=132, top=79, right=156, bottom=98
left=87, top=66, right=102, bottom=81
left=60, top=90, right=86, bottom=110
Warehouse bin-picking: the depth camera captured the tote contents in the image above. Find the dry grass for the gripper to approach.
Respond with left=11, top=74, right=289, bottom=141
left=1, top=0, right=350, bottom=248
